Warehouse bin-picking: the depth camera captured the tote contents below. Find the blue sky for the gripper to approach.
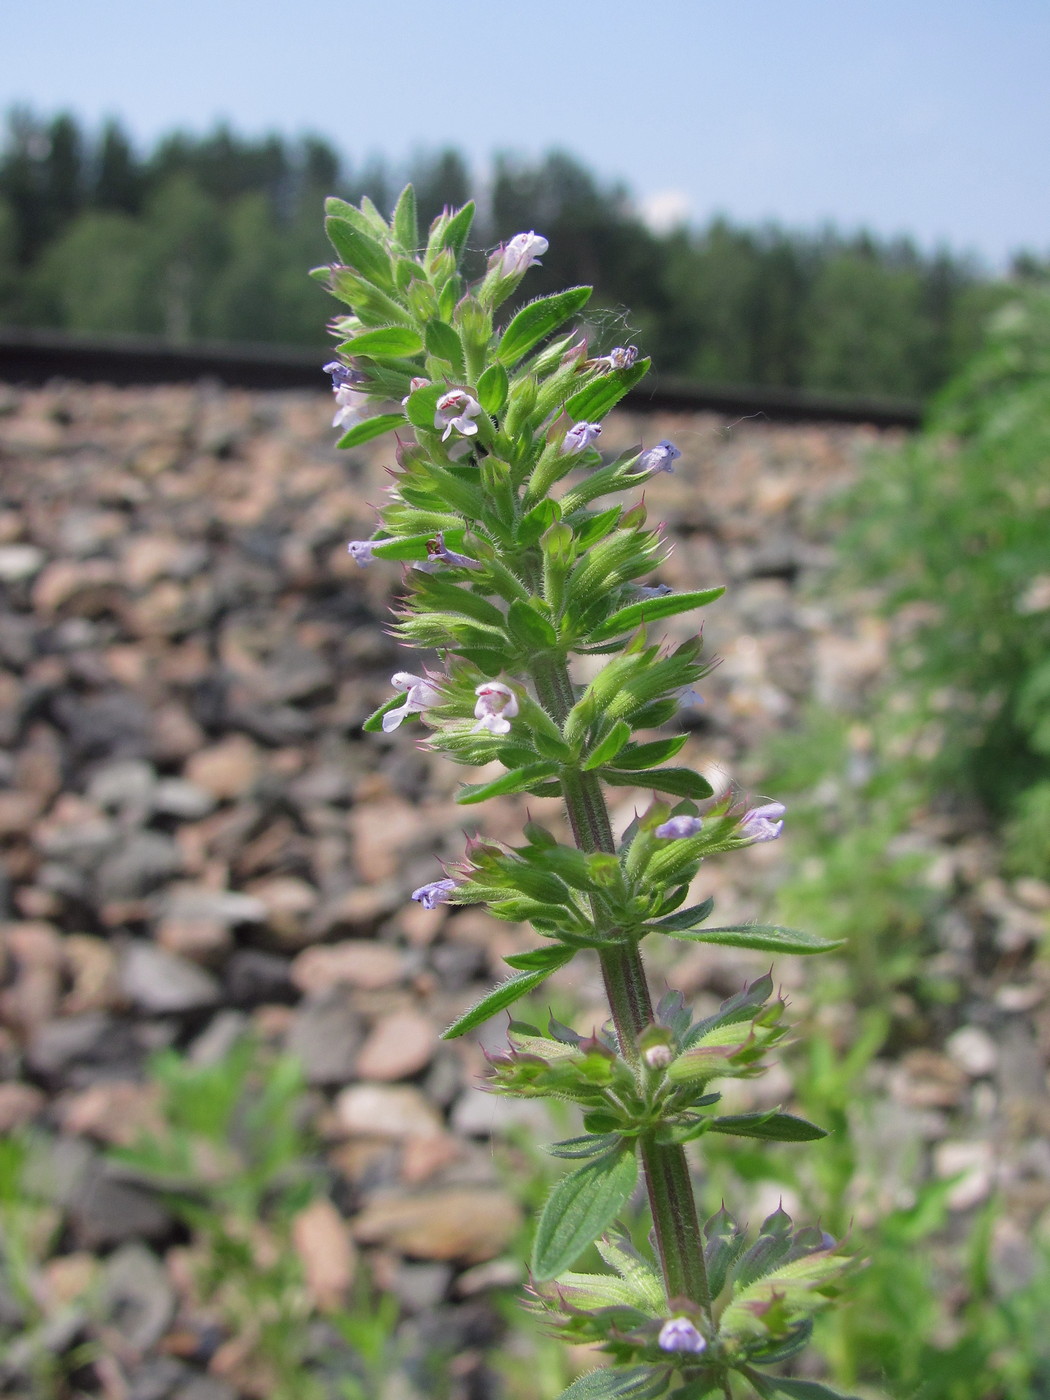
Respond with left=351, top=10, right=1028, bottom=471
left=6, top=0, right=1049, bottom=266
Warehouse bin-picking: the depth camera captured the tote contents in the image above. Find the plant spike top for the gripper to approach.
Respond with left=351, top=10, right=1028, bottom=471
left=317, top=189, right=854, bottom=1400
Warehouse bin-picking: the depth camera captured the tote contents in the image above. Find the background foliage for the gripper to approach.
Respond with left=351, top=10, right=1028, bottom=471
left=1, top=109, right=1038, bottom=401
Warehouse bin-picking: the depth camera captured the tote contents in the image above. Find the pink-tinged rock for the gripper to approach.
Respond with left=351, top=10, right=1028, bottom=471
left=0, top=1081, right=46, bottom=1131
left=184, top=735, right=261, bottom=801
left=350, top=1187, right=522, bottom=1263
left=0, top=790, right=44, bottom=837
left=291, top=941, right=405, bottom=995
left=62, top=935, right=122, bottom=1014
left=356, top=1008, right=435, bottom=1081
left=31, top=558, right=120, bottom=614
left=332, top=1084, right=443, bottom=1140
left=291, top=1197, right=358, bottom=1310
left=245, top=875, right=318, bottom=945
left=56, top=1081, right=163, bottom=1146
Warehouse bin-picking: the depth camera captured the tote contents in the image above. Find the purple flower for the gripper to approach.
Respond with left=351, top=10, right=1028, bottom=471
left=500, top=231, right=548, bottom=277
left=654, top=816, right=704, bottom=840
left=561, top=421, right=602, bottom=455
left=434, top=389, right=482, bottom=442
left=637, top=440, right=681, bottom=476
left=414, top=532, right=482, bottom=573
left=658, top=1316, right=706, bottom=1355
left=347, top=541, right=377, bottom=567
left=633, top=584, right=673, bottom=599
left=411, top=878, right=458, bottom=910
left=739, top=802, right=786, bottom=844
left=472, top=681, right=519, bottom=736
left=383, top=671, right=443, bottom=732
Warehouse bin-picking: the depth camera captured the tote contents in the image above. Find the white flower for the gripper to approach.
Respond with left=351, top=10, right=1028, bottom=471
left=472, top=681, right=519, bottom=735
left=739, top=802, right=786, bottom=844
left=383, top=671, right=442, bottom=732
left=500, top=231, right=548, bottom=277
left=333, top=384, right=369, bottom=431
left=561, top=421, right=602, bottom=455
left=434, top=389, right=482, bottom=441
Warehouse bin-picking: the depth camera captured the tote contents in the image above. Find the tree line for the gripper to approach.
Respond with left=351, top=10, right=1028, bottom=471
left=1, top=110, right=1041, bottom=400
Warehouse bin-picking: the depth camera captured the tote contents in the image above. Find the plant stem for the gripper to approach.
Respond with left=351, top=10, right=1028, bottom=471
left=533, top=659, right=713, bottom=1317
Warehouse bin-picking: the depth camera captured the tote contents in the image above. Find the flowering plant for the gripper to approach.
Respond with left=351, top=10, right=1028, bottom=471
left=316, top=188, right=854, bottom=1399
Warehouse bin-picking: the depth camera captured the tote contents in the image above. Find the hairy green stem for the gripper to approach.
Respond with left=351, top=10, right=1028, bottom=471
left=533, top=659, right=713, bottom=1317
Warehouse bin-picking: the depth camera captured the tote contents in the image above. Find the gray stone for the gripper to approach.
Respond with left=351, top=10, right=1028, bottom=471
left=102, top=1242, right=176, bottom=1351
left=97, top=830, right=182, bottom=901
left=121, top=942, right=220, bottom=1013
left=69, top=1161, right=173, bottom=1248
left=287, top=991, right=362, bottom=1085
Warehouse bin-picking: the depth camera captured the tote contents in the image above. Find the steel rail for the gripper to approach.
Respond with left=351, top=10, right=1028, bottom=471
left=0, top=329, right=922, bottom=430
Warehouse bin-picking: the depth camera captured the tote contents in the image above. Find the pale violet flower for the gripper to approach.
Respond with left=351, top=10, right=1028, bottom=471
left=588, top=345, right=638, bottom=372
left=413, top=532, right=482, bottom=573
left=500, top=231, right=548, bottom=277
left=633, top=584, right=673, bottom=599
left=411, top=878, right=458, bottom=910
left=383, top=671, right=443, bottom=733
left=435, top=389, right=482, bottom=442
left=739, top=801, right=786, bottom=844
left=347, top=541, right=377, bottom=567
left=561, top=421, right=602, bottom=455
left=472, top=681, right=519, bottom=735
left=637, top=440, right=681, bottom=475
left=654, top=815, right=703, bottom=840
left=658, top=1316, right=706, bottom=1355
left=324, top=360, right=370, bottom=431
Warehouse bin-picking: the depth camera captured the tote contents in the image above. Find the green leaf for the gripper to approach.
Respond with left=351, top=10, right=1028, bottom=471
left=607, top=735, right=689, bottom=770
left=362, top=694, right=407, bottom=733
left=503, top=946, right=578, bottom=972
left=589, top=588, right=725, bottom=644
left=507, top=598, right=559, bottom=652
left=546, top=1134, right=620, bottom=1159
left=554, top=1367, right=668, bottom=1400
left=442, top=955, right=572, bottom=1039
left=564, top=358, right=650, bottom=422
left=531, top=1145, right=638, bottom=1281
left=325, top=216, right=392, bottom=285
left=440, top=201, right=475, bottom=262
left=424, top=319, right=465, bottom=371
left=519, top=497, right=562, bottom=547
left=709, top=1112, right=828, bottom=1142
left=581, top=720, right=633, bottom=770
left=341, top=325, right=424, bottom=358
left=403, top=381, right=445, bottom=430
left=649, top=897, right=716, bottom=932
left=392, top=184, right=418, bottom=250
left=477, top=362, right=509, bottom=415
left=455, top=761, right=560, bottom=805
left=670, top=925, right=843, bottom=955
left=603, top=768, right=714, bottom=799
left=498, top=287, right=592, bottom=366
left=336, top=412, right=406, bottom=450
left=744, top=1369, right=861, bottom=1400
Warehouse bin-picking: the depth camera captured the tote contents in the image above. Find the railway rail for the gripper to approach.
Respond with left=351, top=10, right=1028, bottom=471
left=0, top=329, right=923, bottom=430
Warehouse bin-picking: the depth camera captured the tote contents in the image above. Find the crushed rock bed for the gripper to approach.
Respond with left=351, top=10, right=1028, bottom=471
left=0, top=380, right=1047, bottom=1399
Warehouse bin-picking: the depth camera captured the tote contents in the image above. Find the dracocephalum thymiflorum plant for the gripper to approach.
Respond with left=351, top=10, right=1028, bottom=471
left=314, top=188, right=856, bottom=1400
